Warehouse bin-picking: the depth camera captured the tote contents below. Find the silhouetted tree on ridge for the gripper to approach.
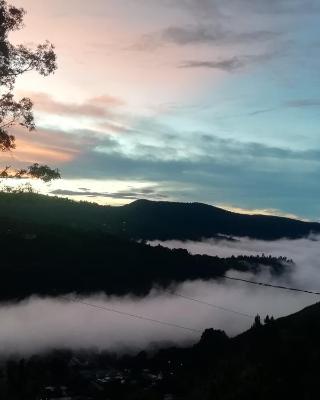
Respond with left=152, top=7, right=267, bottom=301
left=0, top=0, right=60, bottom=182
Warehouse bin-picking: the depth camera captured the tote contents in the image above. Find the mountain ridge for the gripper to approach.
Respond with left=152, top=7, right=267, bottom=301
left=1, top=192, right=319, bottom=240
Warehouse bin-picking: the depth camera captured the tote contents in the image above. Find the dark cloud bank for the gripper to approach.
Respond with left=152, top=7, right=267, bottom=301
left=51, top=187, right=168, bottom=201
left=133, top=24, right=280, bottom=51
left=178, top=52, right=277, bottom=72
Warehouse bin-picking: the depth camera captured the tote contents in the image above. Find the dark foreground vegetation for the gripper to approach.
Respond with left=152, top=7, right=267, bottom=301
left=0, top=192, right=319, bottom=240
left=0, top=214, right=290, bottom=301
left=1, top=301, right=320, bottom=400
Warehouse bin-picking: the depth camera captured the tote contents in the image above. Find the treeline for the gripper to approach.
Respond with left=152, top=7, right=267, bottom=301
left=0, top=217, right=290, bottom=302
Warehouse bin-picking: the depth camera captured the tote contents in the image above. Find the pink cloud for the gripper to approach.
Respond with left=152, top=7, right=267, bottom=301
left=27, top=92, right=124, bottom=119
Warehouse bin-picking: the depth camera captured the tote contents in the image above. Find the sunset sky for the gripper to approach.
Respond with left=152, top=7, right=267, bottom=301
left=4, top=0, right=320, bottom=219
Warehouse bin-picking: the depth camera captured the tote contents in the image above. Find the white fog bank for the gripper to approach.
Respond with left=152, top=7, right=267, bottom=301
left=149, top=235, right=320, bottom=290
left=0, top=236, right=319, bottom=357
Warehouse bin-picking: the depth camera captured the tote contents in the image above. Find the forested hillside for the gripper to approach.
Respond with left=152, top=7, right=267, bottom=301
left=0, top=215, right=289, bottom=301
left=1, top=192, right=319, bottom=240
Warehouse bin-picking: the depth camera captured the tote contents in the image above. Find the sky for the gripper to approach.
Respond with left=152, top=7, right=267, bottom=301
left=3, top=0, right=320, bottom=219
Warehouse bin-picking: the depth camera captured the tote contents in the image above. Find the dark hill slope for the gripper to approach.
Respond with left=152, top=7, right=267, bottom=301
left=204, top=302, right=320, bottom=400
left=121, top=199, right=320, bottom=240
left=0, top=192, right=319, bottom=240
left=0, top=217, right=287, bottom=302
left=139, top=302, right=320, bottom=400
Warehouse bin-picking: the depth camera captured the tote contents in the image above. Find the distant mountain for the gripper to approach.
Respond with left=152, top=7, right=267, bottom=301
left=1, top=192, right=319, bottom=240
left=121, top=199, right=320, bottom=240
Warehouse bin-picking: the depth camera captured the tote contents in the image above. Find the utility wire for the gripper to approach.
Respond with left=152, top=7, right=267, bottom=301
left=164, top=289, right=254, bottom=319
left=61, top=296, right=202, bottom=334
left=59, top=274, right=320, bottom=334
left=220, top=275, right=320, bottom=296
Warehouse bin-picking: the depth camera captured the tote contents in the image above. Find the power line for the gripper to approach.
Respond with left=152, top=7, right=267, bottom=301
left=59, top=274, right=320, bottom=335
left=164, top=289, right=254, bottom=319
left=62, top=296, right=202, bottom=334
left=221, top=275, right=320, bottom=296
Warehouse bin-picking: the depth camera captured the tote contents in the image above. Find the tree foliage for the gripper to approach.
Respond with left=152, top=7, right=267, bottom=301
left=0, top=0, right=60, bottom=181
left=0, top=162, right=60, bottom=181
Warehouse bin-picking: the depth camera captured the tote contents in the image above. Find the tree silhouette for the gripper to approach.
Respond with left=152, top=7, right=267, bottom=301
left=0, top=0, right=60, bottom=181
left=253, top=314, right=262, bottom=329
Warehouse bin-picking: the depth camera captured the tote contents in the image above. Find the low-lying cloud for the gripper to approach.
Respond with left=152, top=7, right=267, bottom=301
left=0, top=235, right=319, bottom=357
left=149, top=235, right=320, bottom=289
